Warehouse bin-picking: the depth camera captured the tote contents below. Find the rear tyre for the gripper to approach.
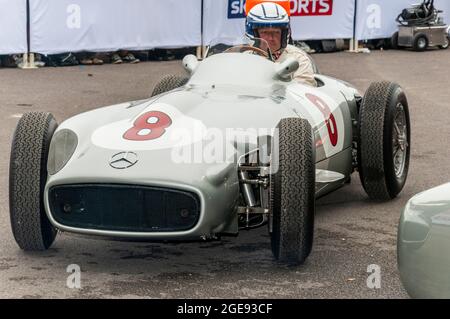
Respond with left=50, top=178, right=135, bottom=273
left=151, top=74, right=189, bottom=97
left=413, top=34, right=428, bottom=51
left=358, top=82, right=411, bottom=200
left=9, top=112, right=58, bottom=251
left=270, top=118, right=315, bottom=265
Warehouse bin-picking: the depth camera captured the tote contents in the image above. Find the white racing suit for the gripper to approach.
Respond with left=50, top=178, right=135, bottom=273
left=276, top=44, right=317, bottom=87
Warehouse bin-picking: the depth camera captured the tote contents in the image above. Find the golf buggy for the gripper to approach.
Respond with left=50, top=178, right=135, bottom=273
left=392, top=0, right=449, bottom=51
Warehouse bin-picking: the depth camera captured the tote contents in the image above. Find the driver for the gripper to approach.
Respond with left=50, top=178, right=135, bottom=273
left=246, top=2, right=317, bottom=87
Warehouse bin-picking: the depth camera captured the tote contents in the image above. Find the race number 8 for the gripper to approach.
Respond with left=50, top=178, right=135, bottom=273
left=306, top=93, right=338, bottom=146
left=123, top=111, right=172, bottom=141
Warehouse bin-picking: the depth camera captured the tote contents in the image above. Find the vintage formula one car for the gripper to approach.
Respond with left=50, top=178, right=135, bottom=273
left=9, top=37, right=411, bottom=264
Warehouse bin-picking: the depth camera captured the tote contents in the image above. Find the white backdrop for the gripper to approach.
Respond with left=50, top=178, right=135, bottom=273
left=290, top=0, right=355, bottom=40
left=3, top=0, right=450, bottom=55
left=29, top=0, right=202, bottom=54
left=203, top=0, right=247, bottom=45
left=0, top=0, right=27, bottom=55
left=355, top=0, right=450, bottom=40
left=203, top=0, right=356, bottom=44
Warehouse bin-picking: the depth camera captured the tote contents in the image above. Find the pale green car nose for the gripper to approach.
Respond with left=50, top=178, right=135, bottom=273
left=398, top=182, right=450, bottom=298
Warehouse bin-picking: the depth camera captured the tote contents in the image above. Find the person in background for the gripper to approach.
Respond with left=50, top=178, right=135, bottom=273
left=76, top=52, right=104, bottom=65
left=0, top=54, right=45, bottom=68
left=110, top=50, right=140, bottom=64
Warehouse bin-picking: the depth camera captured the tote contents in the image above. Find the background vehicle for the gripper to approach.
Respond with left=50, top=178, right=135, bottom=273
left=398, top=183, right=450, bottom=298
left=392, top=0, right=449, bottom=51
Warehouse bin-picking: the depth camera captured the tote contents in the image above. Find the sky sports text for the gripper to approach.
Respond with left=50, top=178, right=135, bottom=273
left=228, top=0, right=333, bottom=19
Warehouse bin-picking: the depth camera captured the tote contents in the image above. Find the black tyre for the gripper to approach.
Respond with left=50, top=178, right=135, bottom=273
left=9, top=112, right=58, bottom=251
left=270, top=118, right=315, bottom=265
left=413, top=34, right=428, bottom=51
left=391, top=32, right=399, bottom=50
left=439, top=37, right=449, bottom=50
left=151, top=74, right=189, bottom=97
left=358, top=82, right=411, bottom=200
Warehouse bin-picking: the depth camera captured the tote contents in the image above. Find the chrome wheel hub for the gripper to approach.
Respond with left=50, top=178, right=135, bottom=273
left=392, top=103, right=408, bottom=178
left=418, top=38, right=427, bottom=49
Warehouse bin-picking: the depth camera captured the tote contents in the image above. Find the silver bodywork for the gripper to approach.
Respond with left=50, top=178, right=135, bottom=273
left=398, top=183, right=450, bottom=298
left=44, top=52, right=360, bottom=240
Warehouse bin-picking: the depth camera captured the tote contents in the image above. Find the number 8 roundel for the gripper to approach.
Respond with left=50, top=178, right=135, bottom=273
left=305, top=93, right=338, bottom=147
left=123, top=111, right=172, bottom=141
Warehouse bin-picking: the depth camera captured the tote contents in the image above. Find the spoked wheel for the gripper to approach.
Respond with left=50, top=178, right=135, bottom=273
left=358, top=82, right=411, bottom=200
left=392, top=103, right=409, bottom=179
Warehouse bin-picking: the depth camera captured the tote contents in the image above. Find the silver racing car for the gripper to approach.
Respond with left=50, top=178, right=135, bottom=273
left=9, top=37, right=411, bottom=264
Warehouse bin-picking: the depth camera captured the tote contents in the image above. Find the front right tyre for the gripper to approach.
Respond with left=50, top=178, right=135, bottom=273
left=9, top=112, right=58, bottom=251
left=270, top=118, right=315, bottom=265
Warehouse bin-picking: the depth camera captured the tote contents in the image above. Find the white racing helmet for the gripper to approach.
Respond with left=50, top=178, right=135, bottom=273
left=245, top=2, right=291, bottom=51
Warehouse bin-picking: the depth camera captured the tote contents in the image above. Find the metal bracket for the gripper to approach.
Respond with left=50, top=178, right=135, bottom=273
left=237, top=206, right=269, bottom=215
left=237, top=206, right=269, bottom=230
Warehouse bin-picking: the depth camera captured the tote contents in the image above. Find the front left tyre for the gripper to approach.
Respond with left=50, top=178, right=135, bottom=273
left=9, top=112, right=58, bottom=251
left=358, top=82, right=411, bottom=200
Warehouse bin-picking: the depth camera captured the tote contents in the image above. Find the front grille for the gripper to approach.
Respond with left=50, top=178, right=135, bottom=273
left=49, top=184, right=200, bottom=232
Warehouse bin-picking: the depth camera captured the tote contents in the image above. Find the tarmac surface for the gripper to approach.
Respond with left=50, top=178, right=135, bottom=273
left=1, top=48, right=450, bottom=299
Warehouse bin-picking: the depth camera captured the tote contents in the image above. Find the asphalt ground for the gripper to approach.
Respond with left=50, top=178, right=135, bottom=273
left=1, top=48, right=450, bottom=299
